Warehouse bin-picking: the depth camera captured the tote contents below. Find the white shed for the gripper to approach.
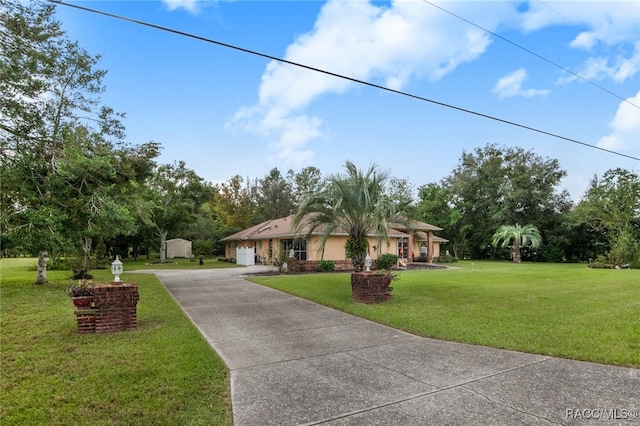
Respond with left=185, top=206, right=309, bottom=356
left=166, top=238, right=192, bottom=259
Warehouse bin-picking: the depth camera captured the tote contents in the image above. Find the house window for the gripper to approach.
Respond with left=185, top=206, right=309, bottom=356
left=397, top=240, right=408, bottom=259
left=280, top=239, right=307, bottom=261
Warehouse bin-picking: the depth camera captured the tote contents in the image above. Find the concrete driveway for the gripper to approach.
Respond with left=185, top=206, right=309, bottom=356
left=149, top=267, right=639, bottom=425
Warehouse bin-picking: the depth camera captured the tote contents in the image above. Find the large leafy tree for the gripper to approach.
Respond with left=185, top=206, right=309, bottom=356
left=252, top=167, right=295, bottom=224
left=0, top=0, right=60, bottom=144
left=573, top=168, right=640, bottom=267
left=184, top=201, right=226, bottom=256
left=385, top=177, right=417, bottom=218
left=415, top=183, right=468, bottom=259
left=443, top=144, right=569, bottom=259
left=143, top=161, right=209, bottom=263
left=492, top=224, right=542, bottom=263
left=214, top=175, right=255, bottom=233
left=294, top=161, right=409, bottom=272
left=292, top=166, right=323, bottom=205
left=0, top=0, right=138, bottom=282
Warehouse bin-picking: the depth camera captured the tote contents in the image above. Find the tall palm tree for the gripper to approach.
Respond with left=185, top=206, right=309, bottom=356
left=492, top=224, right=542, bottom=263
left=293, top=161, right=408, bottom=272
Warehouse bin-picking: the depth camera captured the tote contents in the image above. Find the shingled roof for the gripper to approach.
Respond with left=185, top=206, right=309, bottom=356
left=221, top=216, right=443, bottom=242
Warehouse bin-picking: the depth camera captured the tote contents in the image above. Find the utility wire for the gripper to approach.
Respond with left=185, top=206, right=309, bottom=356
left=422, top=0, right=639, bottom=110
left=49, top=0, right=639, bottom=162
left=537, top=1, right=582, bottom=28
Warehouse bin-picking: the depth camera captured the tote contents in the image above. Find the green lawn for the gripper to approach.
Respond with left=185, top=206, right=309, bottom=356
left=121, top=256, right=240, bottom=270
left=249, top=261, right=640, bottom=368
left=0, top=258, right=233, bottom=426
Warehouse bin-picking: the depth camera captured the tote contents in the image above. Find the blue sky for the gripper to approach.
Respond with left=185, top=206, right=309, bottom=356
left=54, top=0, right=639, bottom=201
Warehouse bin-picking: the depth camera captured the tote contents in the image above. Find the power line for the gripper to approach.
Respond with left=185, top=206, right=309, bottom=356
left=421, top=0, right=639, bottom=110
left=537, top=1, right=582, bottom=28
left=49, top=0, right=639, bottom=162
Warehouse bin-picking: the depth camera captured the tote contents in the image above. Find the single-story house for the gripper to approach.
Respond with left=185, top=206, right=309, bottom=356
left=221, top=215, right=448, bottom=269
left=166, top=238, right=192, bottom=259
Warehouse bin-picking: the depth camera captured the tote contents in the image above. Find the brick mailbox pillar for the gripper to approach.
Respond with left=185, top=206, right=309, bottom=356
left=92, top=283, right=139, bottom=333
left=350, top=272, right=393, bottom=304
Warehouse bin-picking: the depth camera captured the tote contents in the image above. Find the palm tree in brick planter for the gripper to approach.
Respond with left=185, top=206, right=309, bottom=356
left=294, top=161, right=411, bottom=303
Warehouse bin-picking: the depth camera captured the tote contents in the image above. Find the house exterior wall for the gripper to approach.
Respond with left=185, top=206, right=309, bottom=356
left=409, top=240, right=441, bottom=261
left=224, top=236, right=442, bottom=264
left=225, top=241, right=256, bottom=260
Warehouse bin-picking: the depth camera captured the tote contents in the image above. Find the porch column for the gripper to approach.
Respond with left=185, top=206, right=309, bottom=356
left=408, top=233, right=414, bottom=264
left=427, top=231, right=434, bottom=263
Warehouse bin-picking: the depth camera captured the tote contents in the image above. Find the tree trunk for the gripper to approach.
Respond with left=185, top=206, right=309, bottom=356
left=159, top=230, right=168, bottom=263
left=35, top=251, right=48, bottom=285
left=513, top=243, right=522, bottom=263
left=81, top=236, right=92, bottom=273
left=351, top=253, right=365, bottom=272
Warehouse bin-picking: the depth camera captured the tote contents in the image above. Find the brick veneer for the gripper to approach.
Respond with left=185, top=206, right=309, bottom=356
left=350, top=272, right=393, bottom=304
left=74, top=309, right=97, bottom=334
left=73, top=283, right=139, bottom=333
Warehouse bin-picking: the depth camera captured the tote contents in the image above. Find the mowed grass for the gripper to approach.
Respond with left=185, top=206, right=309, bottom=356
left=123, top=256, right=240, bottom=270
left=0, top=258, right=233, bottom=426
left=250, top=261, right=640, bottom=368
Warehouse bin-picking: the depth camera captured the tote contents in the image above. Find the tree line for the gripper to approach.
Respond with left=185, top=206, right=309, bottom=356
left=2, top=1, right=639, bottom=283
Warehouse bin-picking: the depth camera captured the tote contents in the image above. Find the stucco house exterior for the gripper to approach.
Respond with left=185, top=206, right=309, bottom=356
left=221, top=215, right=448, bottom=269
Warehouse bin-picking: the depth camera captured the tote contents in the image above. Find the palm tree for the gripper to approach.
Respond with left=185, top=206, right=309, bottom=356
left=293, top=161, right=408, bottom=272
left=492, top=224, right=542, bottom=263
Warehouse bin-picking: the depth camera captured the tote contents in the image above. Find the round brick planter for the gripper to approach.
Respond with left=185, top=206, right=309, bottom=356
left=350, top=272, right=393, bottom=304
left=72, top=296, right=93, bottom=309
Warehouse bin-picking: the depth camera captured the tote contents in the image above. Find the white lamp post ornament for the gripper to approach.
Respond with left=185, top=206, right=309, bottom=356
left=111, top=255, right=123, bottom=283
left=364, top=253, right=372, bottom=272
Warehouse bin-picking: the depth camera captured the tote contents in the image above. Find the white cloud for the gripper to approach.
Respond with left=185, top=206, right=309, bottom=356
left=570, top=32, right=597, bottom=50
left=520, top=2, right=640, bottom=85
left=558, top=41, right=640, bottom=84
left=597, top=91, right=640, bottom=151
left=231, top=0, right=638, bottom=165
left=162, top=0, right=200, bottom=14
left=493, top=69, right=550, bottom=99
left=231, top=0, right=508, bottom=165
left=521, top=1, right=639, bottom=44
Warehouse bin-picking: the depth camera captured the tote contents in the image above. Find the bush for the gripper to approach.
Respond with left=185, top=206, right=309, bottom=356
left=587, top=255, right=615, bottom=269
left=46, top=257, right=71, bottom=271
left=192, top=238, right=213, bottom=256
left=318, top=260, right=335, bottom=272
left=606, top=226, right=640, bottom=269
left=376, top=253, right=399, bottom=270
left=541, top=243, right=565, bottom=263
left=436, top=254, right=456, bottom=263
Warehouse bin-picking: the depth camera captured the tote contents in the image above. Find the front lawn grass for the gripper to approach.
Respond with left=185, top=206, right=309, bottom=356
left=107, top=256, right=240, bottom=271
left=249, top=261, right=640, bottom=368
left=0, top=258, right=233, bottom=426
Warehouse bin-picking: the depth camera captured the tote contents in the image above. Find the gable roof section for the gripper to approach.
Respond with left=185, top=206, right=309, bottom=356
left=221, top=216, right=297, bottom=242
left=415, top=231, right=449, bottom=243
left=222, top=216, right=442, bottom=242
left=389, top=220, right=443, bottom=232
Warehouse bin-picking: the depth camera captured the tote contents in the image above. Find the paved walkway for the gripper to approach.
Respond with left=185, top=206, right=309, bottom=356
left=150, top=267, right=639, bottom=425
